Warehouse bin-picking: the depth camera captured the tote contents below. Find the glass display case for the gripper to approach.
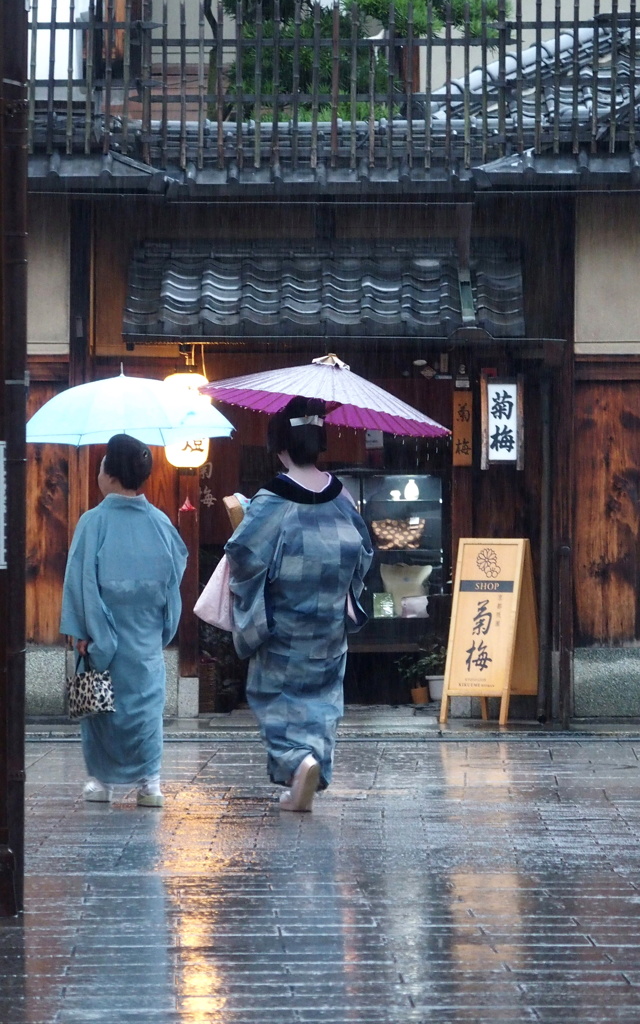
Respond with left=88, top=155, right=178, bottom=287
left=335, top=470, right=450, bottom=650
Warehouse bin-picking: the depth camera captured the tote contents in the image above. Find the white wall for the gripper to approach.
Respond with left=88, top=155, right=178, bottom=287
left=575, top=196, right=640, bottom=356
left=27, top=197, right=70, bottom=356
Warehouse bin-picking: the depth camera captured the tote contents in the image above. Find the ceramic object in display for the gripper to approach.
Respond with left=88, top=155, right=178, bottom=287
left=403, top=478, right=420, bottom=500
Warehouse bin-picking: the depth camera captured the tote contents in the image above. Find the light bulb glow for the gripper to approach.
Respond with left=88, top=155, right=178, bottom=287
left=164, top=371, right=209, bottom=392
left=164, top=372, right=211, bottom=468
left=165, top=437, right=209, bottom=468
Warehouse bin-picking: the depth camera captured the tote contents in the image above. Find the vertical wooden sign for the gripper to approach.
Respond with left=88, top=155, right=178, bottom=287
left=439, top=538, right=538, bottom=726
left=481, top=376, right=524, bottom=470
left=452, top=391, right=473, bottom=466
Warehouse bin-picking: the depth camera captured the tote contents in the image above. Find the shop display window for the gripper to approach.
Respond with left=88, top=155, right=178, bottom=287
left=335, top=469, right=450, bottom=650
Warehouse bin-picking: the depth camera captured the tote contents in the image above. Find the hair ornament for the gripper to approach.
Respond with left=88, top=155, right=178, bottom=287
left=289, top=415, right=324, bottom=427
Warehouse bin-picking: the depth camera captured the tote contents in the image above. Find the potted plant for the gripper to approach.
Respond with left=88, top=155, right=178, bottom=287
left=396, top=639, right=447, bottom=704
left=199, top=619, right=245, bottom=714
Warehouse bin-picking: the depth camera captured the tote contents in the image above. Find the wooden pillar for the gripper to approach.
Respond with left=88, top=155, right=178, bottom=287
left=451, top=467, right=473, bottom=570
left=450, top=205, right=476, bottom=569
left=519, top=193, right=575, bottom=726
left=67, top=203, right=93, bottom=541
left=399, top=41, right=420, bottom=93
left=0, top=0, right=28, bottom=915
left=555, top=341, right=574, bottom=727
left=549, top=201, right=575, bottom=728
left=178, top=471, right=200, bottom=680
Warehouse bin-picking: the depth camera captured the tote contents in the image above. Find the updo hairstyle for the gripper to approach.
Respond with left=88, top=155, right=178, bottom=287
left=267, top=396, right=327, bottom=467
left=104, top=434, right=153, bottom=491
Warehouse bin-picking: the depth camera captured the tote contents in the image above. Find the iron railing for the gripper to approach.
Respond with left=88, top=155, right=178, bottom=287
left=26, top=1, right=640, bottom=177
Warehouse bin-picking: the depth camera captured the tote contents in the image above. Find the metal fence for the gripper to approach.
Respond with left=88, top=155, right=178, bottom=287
left=27, top=1, right=639, bottom=175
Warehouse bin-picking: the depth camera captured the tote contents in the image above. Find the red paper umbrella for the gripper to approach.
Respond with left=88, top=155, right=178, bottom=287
left=201, top=354, right=449, bottom=438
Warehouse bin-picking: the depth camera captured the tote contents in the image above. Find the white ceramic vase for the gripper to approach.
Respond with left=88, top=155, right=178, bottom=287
left=403, top=478, right=419, bottom=500
left=426, top=675, right=445, bottom=700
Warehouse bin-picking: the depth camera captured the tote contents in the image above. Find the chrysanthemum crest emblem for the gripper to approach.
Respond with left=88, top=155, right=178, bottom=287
left=476, top=548, right=501, bottom=579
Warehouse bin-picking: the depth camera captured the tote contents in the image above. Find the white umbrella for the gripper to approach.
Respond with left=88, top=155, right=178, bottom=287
left=26, top=370, right=235, bottom=446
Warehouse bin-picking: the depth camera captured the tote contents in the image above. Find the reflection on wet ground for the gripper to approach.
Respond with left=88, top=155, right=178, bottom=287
left=3, top=737, right=640, bottom=1022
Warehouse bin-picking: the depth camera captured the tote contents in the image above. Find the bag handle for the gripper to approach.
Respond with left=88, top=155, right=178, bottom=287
left=75, top=652, right=93, bottom=673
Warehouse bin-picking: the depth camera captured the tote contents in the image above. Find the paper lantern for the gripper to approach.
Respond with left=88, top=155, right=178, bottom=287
left=164, top=372, right=210, bottom=468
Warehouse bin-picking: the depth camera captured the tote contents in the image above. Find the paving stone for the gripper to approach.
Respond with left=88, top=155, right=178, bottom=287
left=5, top=737, right=640, bottom=1021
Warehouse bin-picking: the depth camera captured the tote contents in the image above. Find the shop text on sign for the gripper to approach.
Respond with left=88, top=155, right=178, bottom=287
left=460, top=580, right=513, bottom=592
left=440, top=539, right=538, bottom=725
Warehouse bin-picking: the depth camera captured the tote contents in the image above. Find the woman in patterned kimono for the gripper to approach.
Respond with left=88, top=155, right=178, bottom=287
left=226, top=397, right=373, bottom=812
left=60, top=434, right=187, bottom=807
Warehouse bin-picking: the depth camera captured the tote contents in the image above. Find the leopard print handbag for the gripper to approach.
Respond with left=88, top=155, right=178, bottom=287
left=67, top=655, right=116, bottom=720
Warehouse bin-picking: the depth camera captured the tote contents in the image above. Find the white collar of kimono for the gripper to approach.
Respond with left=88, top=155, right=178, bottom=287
left=289, top=415, right=324, bottom=427
left=103, top=492, right=147, bottom=504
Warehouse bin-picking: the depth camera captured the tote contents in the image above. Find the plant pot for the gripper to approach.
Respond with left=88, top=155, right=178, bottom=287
left=199, top=660, right=242, bottom=714
left=426, top=675, right=445, bottom=701
left=410, top=684, right=430, bottom=705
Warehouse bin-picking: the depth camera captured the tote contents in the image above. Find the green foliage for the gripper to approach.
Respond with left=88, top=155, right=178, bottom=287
left=222, top=0, right=313, bottom=21
left=222, top=0, right=502, bottom=35
left=344, top=0, right=440, bottom=37
left=396, top=639, right=447, bottom=684
left=253, top=102, right=397, bottom=121
left=222, top=11, right=390, bottom=112
left=214, top=0, right=505, bottom=120
left=349, top=0, right=503, bottom=37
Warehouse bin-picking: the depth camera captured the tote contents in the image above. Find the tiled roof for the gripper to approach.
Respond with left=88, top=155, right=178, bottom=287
left=431, top=24, right=635, bottom=135
left=123, top=241, right=525, bottom=341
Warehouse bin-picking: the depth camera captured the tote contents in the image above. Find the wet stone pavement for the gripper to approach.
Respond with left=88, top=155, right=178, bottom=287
left=4, top=736, right=640, bottom=1023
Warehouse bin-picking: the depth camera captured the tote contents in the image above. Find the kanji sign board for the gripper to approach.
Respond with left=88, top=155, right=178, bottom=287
left=481, top=376, right=524, bottom=469
left=439, top=539, right=538, bottom=726
left=452, top=391, right=473, bottom=466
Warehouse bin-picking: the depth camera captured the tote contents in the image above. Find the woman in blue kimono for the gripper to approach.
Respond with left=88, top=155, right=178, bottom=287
left=226, top=397, right=372, bottom=812
left=60, top=434, right=187, bottom=807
